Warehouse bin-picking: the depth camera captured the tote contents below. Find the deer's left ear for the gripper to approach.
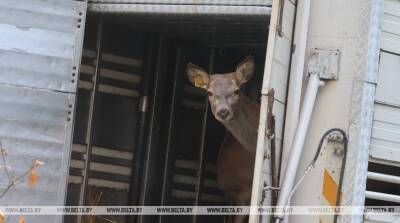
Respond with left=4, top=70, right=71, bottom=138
left=235, top=56, right=255, bottom=85
left=187, top=63, right=209, bottom=89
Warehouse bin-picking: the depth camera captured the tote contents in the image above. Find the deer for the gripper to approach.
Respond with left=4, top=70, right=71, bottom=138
left=187, top=56, right=260, bottom=223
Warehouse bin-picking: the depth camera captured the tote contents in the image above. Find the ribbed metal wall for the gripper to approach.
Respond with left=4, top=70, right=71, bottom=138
left=0, top=1, right=86, bottom=223
left=365, top=1, right=400, bottom=218
left=370, top=0, right=400, bottom=169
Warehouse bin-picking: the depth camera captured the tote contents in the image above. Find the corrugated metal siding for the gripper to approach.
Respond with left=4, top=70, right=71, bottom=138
left=370, top=103, right=400, bottom=164
left=0, top=85, right=75, bottom=202
left=0, top=0, right=87, bottom=222
left=381, top=0, right=400, bottom=55
left=0, top=0, right=86, bottom=93
left=370, top=0, right=400, bottom=166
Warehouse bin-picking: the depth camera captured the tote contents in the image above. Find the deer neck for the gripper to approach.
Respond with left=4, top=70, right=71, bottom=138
left=222, top=94, right=260, bottom=154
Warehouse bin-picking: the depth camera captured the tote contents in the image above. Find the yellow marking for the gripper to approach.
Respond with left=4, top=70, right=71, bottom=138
left=194, top=76, right=206, bottom=88
left=322, top=169, right=342, bottom=206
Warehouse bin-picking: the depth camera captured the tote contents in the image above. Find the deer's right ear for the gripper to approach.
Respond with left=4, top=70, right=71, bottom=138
left=187, top=63, right=209, bottom=89
left=235, top=56, right=255, bottom=86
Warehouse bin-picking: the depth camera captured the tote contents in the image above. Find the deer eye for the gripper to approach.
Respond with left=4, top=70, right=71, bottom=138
left=207, top=91, right=213, bottom=96
left=234, top=89, right=240, bottom=95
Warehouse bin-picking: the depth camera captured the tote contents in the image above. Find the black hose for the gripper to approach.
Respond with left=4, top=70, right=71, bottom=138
left=312, top=128, right=348, bottom=223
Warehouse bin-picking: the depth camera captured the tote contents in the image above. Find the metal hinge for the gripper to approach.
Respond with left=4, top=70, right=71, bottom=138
left=276, top=0, right=285, bottom=37
left=266, top=88, right=275, bottom=139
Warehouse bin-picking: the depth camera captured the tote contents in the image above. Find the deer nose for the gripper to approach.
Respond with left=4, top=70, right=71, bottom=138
left=217, top=109, right=230, bottom=119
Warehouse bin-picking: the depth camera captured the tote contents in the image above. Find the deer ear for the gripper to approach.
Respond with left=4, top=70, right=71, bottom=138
left=235, top=56, right=255, bottom=85
left=187, top=63, right=209, bottom=89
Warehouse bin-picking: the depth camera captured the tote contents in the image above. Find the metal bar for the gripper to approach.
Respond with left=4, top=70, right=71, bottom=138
left=159, top=46, right=184, bottom=223
left=274, top=73, right=324, bottom=223
left=77, top=19, right=104, bottom=223
left=281, top=0, right=312, bottom=180
left=192, top=49, right=215, bottom=223
left=88, top=4, right=272, bottom=16
left=127, top=36, right=156, bottom=223
left=138, top=36, right=168, bottom=223
left=276, top=0, right=285, bottom=37
left=367, top=172, right=400, bottom=185
left=88, top=0, right=273, bottom=6
left=266, top=89, right=278, bottom=205
left=365, top=191, right=400, bottom=204
left=249, top=0, right=282, bottom=221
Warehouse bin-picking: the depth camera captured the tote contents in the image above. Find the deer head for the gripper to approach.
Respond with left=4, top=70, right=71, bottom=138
left=187, top=56, right=255, bottom=122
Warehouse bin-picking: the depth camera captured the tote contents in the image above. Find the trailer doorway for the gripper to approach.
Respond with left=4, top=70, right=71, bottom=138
left=66, top=12, right=269, bottom=223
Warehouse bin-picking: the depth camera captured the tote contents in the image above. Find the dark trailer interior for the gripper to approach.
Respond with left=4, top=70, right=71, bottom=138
left=66, top=4, right=271, bottom=223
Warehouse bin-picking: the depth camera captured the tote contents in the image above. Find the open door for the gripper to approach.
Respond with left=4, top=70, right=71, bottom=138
left=250, top=0, right=296, bottom=222
left=0, top=0, right=87, bottom=222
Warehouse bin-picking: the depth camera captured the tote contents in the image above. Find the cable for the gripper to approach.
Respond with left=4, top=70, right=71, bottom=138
left=285, top=128, right=348, bottom=223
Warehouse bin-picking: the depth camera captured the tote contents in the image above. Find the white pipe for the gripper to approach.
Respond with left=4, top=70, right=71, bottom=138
left=249, top=0, right=282, bottom=222
left=274, top=73, right=324, bottom=222
left=281, top=0, right=313, bottom=180
left=365, top=191, right=400, bottom=204
left=367, top=172, right=400, bottom=185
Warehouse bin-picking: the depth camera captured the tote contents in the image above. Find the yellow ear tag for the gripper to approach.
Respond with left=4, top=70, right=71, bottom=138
left=194, top=76, right=206, bottom=88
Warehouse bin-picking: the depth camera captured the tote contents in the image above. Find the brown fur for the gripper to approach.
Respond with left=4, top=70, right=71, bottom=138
left=187, top=56, right=259, bottom=223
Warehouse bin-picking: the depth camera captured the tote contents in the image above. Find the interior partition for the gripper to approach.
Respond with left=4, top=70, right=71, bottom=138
left=66, top=14, right=268, bottom=223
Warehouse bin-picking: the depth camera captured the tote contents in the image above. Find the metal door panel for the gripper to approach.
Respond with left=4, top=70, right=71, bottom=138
left=0, top=0, right=86, bottom=93
left=0, top=2, right=80, bottom=33
left=0, top=0, right=79, bottom=17
left=0, top=84, right=75, bottom=223
left=0, top=1, right=87, bottom=222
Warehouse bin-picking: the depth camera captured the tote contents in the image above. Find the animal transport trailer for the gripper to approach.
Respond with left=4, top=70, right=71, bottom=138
left=0, top=0, right=399, bottom=223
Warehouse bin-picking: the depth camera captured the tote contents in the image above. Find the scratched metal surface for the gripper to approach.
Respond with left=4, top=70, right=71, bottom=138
left=0, top=0, right=86, bottom=93
left=0, top=0, right=86, bottom=222
left=0, top=84, right=75, bottom=222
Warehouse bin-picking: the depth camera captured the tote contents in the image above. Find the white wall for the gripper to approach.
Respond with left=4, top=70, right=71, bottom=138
left=283, top=0, right=383, bottom=223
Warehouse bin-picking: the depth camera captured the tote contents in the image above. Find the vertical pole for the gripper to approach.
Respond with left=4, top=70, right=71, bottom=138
left=77, top=18, right=103, bottom=223
left=281, top=0, right=312, bottom=181
left=249, top=0, right=282, bottom=222
left=138, top=36, right=168, bottom=223
left=274, top=73, right=324, bottom=223
left=192, top=49, right=215, bottom=223
left=128, top=35, right=156, bottom=223
left=159, top=46, right=183, bottom=223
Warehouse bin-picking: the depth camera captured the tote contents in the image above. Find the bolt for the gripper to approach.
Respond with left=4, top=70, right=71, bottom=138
left=334, top=147, right=344, bottom=156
